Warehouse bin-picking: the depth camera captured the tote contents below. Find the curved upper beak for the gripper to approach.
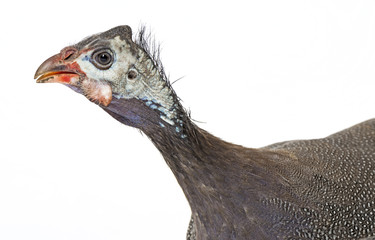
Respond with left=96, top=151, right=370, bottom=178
left=34, top=51, right=82, bottom=85
left=35, top=50, right=113, bottom=107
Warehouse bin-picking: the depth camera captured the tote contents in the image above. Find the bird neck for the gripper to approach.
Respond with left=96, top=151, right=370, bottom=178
left=103, top=97, right=283, bottom=238
left=145, top=117, right=280, bottom=238
left=103, top=96, right=238, bottom=192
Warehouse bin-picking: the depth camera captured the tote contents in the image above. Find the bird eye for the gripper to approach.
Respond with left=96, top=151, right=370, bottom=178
left=91, top=49, right=113, bottom=70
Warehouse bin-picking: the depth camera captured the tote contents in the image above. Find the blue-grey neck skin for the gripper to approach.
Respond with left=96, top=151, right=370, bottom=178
left=38, top=26, right=375, bottom=240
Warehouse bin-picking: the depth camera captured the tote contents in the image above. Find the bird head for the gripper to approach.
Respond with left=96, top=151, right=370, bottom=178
left=35, top=26, right=184, bottom=131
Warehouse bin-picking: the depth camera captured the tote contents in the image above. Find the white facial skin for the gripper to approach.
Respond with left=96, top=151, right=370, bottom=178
left=74, top=36, right=178, bottom=126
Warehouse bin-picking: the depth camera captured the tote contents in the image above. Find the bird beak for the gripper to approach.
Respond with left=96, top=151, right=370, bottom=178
left=35, top=49, right=113, bottom=107
left=34, top=52, right=82, bottom=85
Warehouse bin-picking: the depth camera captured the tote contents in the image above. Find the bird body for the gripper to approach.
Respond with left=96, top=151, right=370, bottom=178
left=35, top=25, right=375, bottom=239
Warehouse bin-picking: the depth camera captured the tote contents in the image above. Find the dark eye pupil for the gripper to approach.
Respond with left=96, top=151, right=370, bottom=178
left=98, top=53, right=110, bottom=64
left=91, top=49, right=113, bottom=70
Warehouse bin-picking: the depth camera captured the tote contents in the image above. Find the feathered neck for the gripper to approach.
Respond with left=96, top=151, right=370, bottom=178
left=100, top=28, right=285, bottom=239
left=102, top=94, right=284, bottom=239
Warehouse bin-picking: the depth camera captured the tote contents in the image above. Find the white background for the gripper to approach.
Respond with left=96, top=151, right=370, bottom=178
left=1, top=0, right=375, bottom=239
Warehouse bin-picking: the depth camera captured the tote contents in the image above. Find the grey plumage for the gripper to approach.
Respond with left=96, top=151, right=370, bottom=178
left=261, top=119, right=375, bottom=239
left=35, top=25, right=375, bottom=240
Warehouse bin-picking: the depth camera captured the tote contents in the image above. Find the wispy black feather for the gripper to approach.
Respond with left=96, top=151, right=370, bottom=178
left=134, top=26, right=185, bottom=103
left=133, top=25, right=203, bottom=143
left=134, top=26, right=168, bottom=85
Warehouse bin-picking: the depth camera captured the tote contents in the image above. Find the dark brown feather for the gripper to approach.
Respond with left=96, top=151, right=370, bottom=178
left=36, top=25, right=375, bottom=240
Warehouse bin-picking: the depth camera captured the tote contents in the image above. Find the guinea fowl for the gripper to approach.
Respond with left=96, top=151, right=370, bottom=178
left=35, top=25, right=375, bottom=240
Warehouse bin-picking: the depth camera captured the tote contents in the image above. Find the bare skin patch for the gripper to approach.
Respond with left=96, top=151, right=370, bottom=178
left=81, top=78, right=112, bottom=106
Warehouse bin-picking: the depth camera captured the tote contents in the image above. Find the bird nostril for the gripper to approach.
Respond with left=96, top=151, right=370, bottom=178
left=61, top=48, right=77, bottom=61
